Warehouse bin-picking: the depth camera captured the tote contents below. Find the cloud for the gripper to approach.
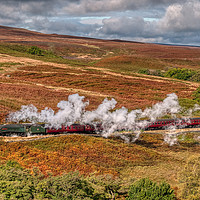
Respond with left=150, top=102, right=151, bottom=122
left=27, top=18, right=100, bottom=37
left=97, top=0, right=200, bottom=45
left=62, top=0, right=187, bottom=15
left=0, top=0, right=199, bottom=45
left=158, top=0, right=200, bottom=32
left=100, top=17, right=155, bottom=38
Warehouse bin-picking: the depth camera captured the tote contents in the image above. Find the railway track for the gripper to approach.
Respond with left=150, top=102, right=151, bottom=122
left=1, top=133, right=103, bottom=143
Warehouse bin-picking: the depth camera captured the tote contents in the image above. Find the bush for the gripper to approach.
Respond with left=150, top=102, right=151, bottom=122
left=28, top=46, right=43, bottom=56
left=190, top=71, right=200, bottom=82
left=0, top=161, right=95, bottom=200
left=178, top=156, right=200, bottom=200
left=164, top=68, right=196, bottom=81
left=126, top=178, right=176, bottom=200
left=35, top=172, right=94, bottom=200
left=193, top=86, right=200, bottom=104
left=138, top=68, right=150, bottom=75
left=0, top=161, right=35, bottom=200
left=86, top=174, right=126, bottom=199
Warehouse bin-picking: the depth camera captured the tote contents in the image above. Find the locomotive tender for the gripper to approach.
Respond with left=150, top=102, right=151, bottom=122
left=0, top=118, right=200, bottom=136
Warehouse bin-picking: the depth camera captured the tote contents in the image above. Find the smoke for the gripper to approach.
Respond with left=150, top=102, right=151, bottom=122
left=164, top=133, right=178, bottom=146
left=8, top=93, right=196, bottom=144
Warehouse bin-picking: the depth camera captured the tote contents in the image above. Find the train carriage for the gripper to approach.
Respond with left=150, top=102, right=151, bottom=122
left=84, top=124, right=95, bottom=133
left=46, top=124, right=85, bottom=134
left=146, top=117, right=200, bottom=130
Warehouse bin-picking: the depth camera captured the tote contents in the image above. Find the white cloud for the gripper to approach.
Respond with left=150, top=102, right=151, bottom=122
left=0, top=0, right=199, bottom=45
left=158, top=0, right=200, bottom=32
left=62, top=0, right=186, bottom=15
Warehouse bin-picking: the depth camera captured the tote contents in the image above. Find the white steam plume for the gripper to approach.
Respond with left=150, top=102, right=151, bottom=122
left=8, top=93, right=192, bottom=143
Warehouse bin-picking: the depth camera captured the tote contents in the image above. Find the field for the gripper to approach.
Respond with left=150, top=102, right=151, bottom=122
left=1, top=25, right=200, bottom=199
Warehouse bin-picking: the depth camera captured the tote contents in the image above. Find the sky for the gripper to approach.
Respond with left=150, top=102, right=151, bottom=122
left=0, top=0, right=200, bottom=46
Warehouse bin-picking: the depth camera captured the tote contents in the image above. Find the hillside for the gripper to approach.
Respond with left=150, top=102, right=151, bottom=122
left=1, top=25, right=200, bottom=122
left=1, top=26, right=200, bottom=199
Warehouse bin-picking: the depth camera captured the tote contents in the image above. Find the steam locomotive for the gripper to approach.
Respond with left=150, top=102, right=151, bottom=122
left=0, top=117, right=200, bottom=136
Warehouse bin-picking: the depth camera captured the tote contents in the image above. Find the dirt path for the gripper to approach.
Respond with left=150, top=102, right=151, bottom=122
left=0, top=53, right=85, bottom=71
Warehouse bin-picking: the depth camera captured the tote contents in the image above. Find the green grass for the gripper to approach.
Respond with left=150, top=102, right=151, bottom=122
left=0, top=62, right=22, bottom=67
left=0, top=43, right=89, bottom=67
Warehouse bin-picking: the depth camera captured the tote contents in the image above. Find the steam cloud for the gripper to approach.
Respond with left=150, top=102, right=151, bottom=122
left=8, top=93, right=198, bottom=144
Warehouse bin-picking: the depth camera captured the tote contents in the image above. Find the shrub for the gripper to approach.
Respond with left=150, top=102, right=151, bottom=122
left=0, top=161, right=95, bottom=200
left=126, top=178, right=176, bottom=200
left=0, top=161, right=35, bottom=200
left=190, top=71, right=200, bottom=82
left=164, top=68, right=196, bottom=81
left=35, top=172, right=94, bottom=200
left=193, top=86, right=200, bottom=104
left=86, top=174, right=126, bottom=199
left=28, top=46, right=43, bottom=56
left=178, top=156, right=200, bottom=200
left=138, top=68, right=150, bottom=75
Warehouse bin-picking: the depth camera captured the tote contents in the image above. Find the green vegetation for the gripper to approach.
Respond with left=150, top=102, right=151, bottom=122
left=138, top=67, right=200, bottom=83
left=178, top=98, right=200, bottom=116
left=28, top=46, right=43, bottom=56
left=178, top=156, right=200, bottom=200
left=0, top=43, right=87, bottom=66
left=0, top=161, right=94, bottom=200
left=164, top=68, right=196, bottom=81
left=0, top=161, right=176, bottom=200
left=193, top=86, right=200, bottom=104
left=127, top=178, right=175, bottom=200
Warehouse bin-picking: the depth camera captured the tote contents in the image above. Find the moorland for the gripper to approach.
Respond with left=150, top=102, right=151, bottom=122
left=0, top=25, right=200, bottom=199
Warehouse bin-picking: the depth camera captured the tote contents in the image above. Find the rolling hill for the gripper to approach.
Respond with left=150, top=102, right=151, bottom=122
left=1, top=25, right=200, bottom=199
left=1, top=25, right=200, bottom=122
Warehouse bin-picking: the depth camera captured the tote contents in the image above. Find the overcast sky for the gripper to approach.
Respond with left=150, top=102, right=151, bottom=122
left=0, top=0, right=200, bottom=45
